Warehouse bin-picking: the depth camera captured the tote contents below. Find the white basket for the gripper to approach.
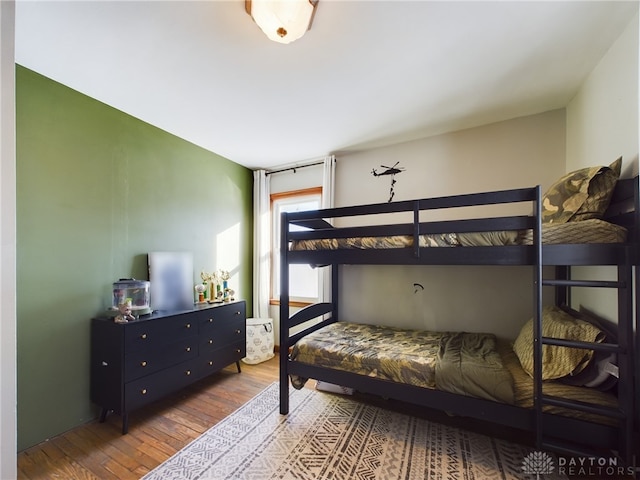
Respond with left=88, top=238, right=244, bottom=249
left=242, top=318, right=275, bottom=365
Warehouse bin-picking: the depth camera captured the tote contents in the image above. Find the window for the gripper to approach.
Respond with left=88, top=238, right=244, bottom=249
left=271, top=187, right=322, bottom=306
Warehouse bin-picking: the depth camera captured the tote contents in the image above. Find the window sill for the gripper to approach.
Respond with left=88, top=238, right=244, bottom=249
left=269, top=299, right=315, bottom=308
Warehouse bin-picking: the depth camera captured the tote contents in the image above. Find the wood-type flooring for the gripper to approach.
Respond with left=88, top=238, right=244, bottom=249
left=17, top=356, right=279, bottom=480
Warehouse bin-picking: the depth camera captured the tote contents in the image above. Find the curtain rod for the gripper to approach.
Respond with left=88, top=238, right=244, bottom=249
left=265, top=160, right=324, bottom=176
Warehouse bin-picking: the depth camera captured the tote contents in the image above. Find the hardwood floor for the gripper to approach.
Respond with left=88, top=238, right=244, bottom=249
left=17, top=355, right=280, bottom=480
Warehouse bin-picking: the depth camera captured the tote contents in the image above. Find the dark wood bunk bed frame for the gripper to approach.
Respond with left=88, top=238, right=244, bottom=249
left=279, top=176, right=639, bottom=463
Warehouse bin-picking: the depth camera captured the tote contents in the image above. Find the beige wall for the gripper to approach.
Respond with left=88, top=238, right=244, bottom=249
left=269, top=163, right=323, bottom=194
left=565, top=13, right=639, bottom=322
left=334, top=110, right=566, bottom=340
left=567, top=13, right=638, bottom=177
left=337, top=110, right=566, bottom=208
left=0, top=0, right=17, bottom=477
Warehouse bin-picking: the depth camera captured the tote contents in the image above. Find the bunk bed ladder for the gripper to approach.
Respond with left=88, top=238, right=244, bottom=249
left=538, top=260, right=634, bottom=463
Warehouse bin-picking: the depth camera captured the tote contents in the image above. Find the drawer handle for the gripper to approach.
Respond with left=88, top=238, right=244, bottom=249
left=186, top=347, right=191, bottom=352
left=235, top=311, right=241, bottom=315
left=186, top=323, right=191, bottom=329
left=141, top=389, right=147, bottom=395
left=208, top=339, right=213, bottom=344
left=141, top=361, right=147, bottom=367
left=140, top=333, right=147, bottom=340
left=185, top=370, right=191, bottom=376
left=235, top=329, right=241, bottom=334
left=208, top=318, right=213, bottom=323
left=208, top=361, right=213, bottom=366
left=236, top=348, right=241, bottom=354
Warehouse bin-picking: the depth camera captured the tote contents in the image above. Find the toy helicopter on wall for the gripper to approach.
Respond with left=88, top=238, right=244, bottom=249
left=371, top=162, right=406, bottom=202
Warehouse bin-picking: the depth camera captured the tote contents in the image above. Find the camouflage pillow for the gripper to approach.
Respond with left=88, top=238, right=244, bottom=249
left=571, top=157, right=622, bottom=222
left=541, top=157, right=622, bottom=224
left=513, top=306, right=605, bottom=380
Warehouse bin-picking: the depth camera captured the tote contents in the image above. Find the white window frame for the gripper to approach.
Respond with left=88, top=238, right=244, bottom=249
left=270, top=187, right=322, bottom=306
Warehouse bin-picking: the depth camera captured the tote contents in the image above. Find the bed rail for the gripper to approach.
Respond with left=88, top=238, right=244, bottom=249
left=288, top=302, right=334, bottom=328
left=285, top=185, right=541, bottom=268
left=603, top=175, right=639, bottom=243
left=287, top=302, right=336, bottom=346
left=289, top=216, right=535, bottom=241
left=286, top=186, right=538, bottom=236
left=288, top=186, right=538, bottom=225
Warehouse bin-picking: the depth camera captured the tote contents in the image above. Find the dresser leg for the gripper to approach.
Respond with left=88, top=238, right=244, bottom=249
left=99, top=408, right=108, bottom=423
left=122, top=413, right=129, bottom=435
left=236, top=361, right=242, bottom=373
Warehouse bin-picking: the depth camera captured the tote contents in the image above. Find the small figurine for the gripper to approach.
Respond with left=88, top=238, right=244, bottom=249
left=195, top=284, right=206, bottom=303
left=114, top=301, right=135, bottom=324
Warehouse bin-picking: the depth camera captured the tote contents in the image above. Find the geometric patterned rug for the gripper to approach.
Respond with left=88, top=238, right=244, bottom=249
left=142, top=382, right=566, bottom=479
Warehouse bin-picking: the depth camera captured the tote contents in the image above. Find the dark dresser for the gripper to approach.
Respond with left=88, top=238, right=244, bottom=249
left=91, top=301, right=246, bottom=433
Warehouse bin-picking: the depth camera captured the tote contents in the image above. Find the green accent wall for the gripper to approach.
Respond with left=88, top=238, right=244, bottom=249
left=16, top=65, right=253, bottom=451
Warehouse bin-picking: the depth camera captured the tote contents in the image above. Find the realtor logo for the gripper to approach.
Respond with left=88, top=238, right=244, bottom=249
left=522, top=450, right=636, bottom=477
left=522, top=451, right=555, bottom=479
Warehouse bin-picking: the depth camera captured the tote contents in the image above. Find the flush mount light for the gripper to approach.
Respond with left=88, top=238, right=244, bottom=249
left=245, top=0, right=318, bottom=44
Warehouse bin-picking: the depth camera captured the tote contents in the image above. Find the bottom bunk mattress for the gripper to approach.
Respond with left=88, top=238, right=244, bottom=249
left=289, top=321, right=617, bottom=424
left=290, top=322, right=515, bottom=404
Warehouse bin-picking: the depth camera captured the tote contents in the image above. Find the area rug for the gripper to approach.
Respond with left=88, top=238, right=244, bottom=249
left=142, top=382, right=562, bottom=480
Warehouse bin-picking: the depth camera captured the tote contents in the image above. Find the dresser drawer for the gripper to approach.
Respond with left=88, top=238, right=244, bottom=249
left=124, top=315, right=195, bottom=352
left=198, top=303, right=245, bottom=334
left=198, top=340, right=245, bottom=378
left=124, top=338, right=198, bottom=382
left=200, top=318, right=245, bottom=352
left=124, top=359, right=198, bottom=412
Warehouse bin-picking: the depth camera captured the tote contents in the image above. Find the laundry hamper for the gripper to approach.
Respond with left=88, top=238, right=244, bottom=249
left=242, top=318, right=275, bottom=364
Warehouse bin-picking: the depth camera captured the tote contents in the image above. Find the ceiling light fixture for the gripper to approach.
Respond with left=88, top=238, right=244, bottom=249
left=245, top=0, right=318, bottom=44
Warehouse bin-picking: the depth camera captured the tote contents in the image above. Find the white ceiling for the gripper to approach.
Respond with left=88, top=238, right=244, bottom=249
left=15, top=1, right=639, bottom=170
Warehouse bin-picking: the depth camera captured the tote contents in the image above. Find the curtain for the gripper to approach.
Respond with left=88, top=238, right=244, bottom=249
left=321, top=155, right=336, bottom=302
left=253, top=169, right=271, bottom=319
left=322, top=155, right=336, bottom=210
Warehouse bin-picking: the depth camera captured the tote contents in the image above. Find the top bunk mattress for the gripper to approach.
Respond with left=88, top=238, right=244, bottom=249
left=290, top=219, right=627, bottom=251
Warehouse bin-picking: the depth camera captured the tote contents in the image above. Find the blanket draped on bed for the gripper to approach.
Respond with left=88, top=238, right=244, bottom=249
left=435, top=332, right=515, bottom=405
left=290, top=322, right=515, bottom=405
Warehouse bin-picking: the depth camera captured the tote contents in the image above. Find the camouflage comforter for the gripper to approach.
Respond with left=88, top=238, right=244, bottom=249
left=290, top=219, right=627, bottom=251
left=290, top=322, right=515, bottom=404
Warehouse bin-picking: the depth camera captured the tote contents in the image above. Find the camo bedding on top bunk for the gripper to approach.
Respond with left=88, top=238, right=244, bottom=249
left=289, top=218, right=627, bottom=251
left=289, top=322, right=618, bottom=424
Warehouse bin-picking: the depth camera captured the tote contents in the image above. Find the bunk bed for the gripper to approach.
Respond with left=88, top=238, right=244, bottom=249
left=279, top=167, right=639, bottom=463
